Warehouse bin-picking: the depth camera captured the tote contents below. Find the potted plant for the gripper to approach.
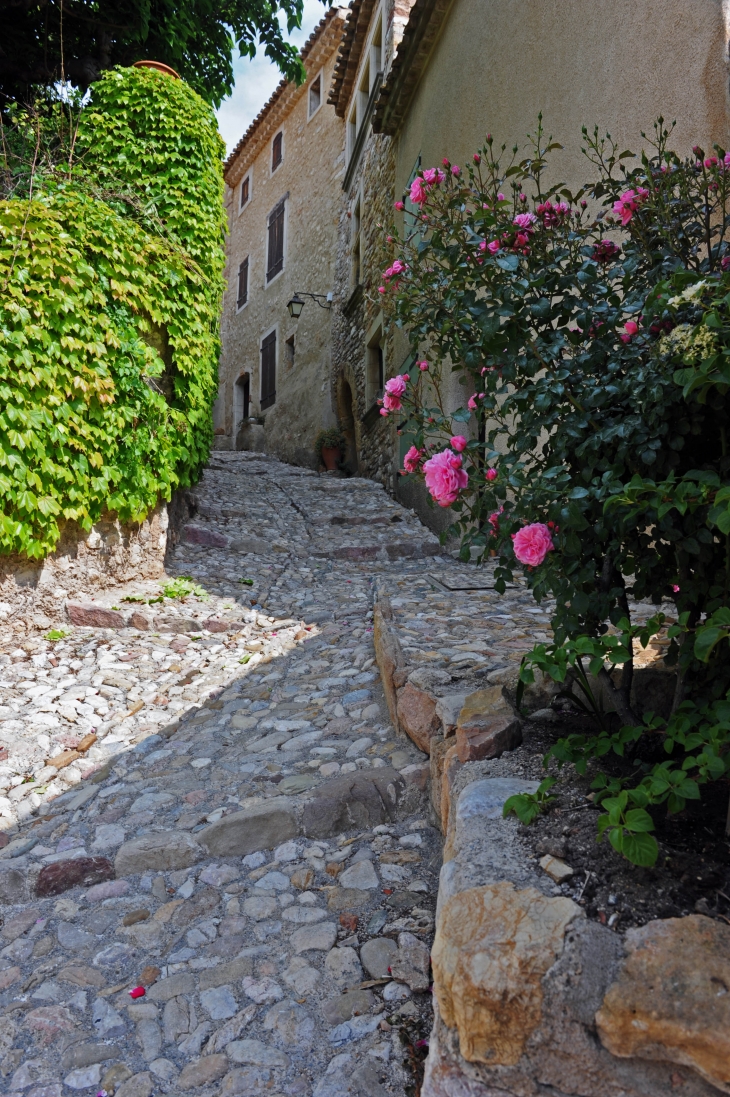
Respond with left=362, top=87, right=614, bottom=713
left=315, top=427, right=345, bottom=471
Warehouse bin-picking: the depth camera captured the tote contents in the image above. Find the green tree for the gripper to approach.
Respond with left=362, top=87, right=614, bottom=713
left=0, top=0, right=328, bottom=109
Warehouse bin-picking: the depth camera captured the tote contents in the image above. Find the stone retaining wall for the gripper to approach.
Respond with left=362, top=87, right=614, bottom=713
left=0, top=508, right=169, bottom=636
left=373, top=586, right=730, bottom=1097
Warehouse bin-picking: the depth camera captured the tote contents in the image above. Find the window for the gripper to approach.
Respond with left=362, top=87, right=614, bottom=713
left=239, top=174, right=250, bottom=210
left=267, top=198, right=286, bottom=282
left=272, top=131, right=283, bottom=172
left=308, top=74, right=322, bottom=118
left=352, top=198, right=361, bottom=286
left=286, top=335, right=295, bottom=370
left=236, top=257, right=249, bottom=310
left=261, top=331, right=277, bottom=409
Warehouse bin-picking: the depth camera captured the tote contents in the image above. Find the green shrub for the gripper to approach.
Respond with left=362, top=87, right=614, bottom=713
left=0, top=67, right=225, bottom=558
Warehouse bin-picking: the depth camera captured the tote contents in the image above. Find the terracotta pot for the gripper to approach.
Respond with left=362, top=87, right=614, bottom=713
left=321, top=446, right=341, bottom=471
left=133, top=60, right=181, bottom=79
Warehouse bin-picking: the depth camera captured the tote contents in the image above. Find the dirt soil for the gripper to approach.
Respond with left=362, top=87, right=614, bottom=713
left=512, top=709, right=730, bottom=932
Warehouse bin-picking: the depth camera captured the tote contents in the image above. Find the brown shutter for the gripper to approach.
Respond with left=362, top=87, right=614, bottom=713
left=236, top=257, right=249, bottom=308
left=261, top=331, right=276, bottom=409
left=272, top=132, right=283, bottom=171
left=267, top=200, right=285, bottom=282
left=240, top=176, right=249, bottom=208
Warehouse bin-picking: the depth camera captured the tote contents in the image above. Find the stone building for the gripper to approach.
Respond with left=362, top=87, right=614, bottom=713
left=328, top=0, right=417, bottom=483
left=216, top=8, right=347, bottom=466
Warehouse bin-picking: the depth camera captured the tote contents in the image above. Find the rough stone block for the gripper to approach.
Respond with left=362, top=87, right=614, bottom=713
left=373, top=598, right=404, bottom=733
left=457, top=686, right=514, bottom=727
left=440, top=744, right=462, bottom=836
left=200, top=799, right=298, bottom=856
left=596, top=915, right=730, bottom=1092
left=66, top=602, right=125, bottom=629
left=431, top=881, right=581, bottom=1064
left=301, top=768, right=405, bottom=838
left=153, top=615, right=198, bottom=634
left=0, top=861, right=31, bottom=904
left=400, top=763, right=429, bottom=790
left=455, top=716, right=522, bottom=762
left=396, top=683, right=441, bottom=755
left=114, top=832, right=203, bottom=876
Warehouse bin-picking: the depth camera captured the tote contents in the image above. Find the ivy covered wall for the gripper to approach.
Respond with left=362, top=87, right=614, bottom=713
left=0, top=67, right=226, bottom=559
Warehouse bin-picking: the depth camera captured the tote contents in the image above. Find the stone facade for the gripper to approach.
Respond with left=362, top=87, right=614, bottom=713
left=328, top=0, right=417, bottom=486
left=217, top=9, right=347, bottom=467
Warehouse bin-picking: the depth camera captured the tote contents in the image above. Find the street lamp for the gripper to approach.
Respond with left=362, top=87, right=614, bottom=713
left=287, top=291, right=333, bottom=318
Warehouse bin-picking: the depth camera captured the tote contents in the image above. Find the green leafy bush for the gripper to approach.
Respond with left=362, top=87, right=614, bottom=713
left=383, top=120, right=730, bottom=864
left=0, top=67, right=225, bottom=558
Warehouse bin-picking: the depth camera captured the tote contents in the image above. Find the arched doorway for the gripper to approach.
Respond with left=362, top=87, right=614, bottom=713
left=234, top=373, right=250, bottom=448
left=338, top=379, right=357, bottom=473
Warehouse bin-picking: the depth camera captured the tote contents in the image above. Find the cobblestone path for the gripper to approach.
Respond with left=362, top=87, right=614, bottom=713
left=0, top=454, right=461, bottom=1097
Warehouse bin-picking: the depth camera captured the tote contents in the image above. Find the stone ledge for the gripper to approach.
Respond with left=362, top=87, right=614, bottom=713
left=423, top=773, right=729, bottom=1097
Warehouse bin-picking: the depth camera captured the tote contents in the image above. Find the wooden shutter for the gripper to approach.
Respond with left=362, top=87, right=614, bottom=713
left=261, top=331, right=276, bottom=409
left=240, top=176, right=249, bottom=208
left=267, top=200, right=285, bottom=282
left=272, top=132, right=283, bottom=171
left=236, top=257, right=248, bottom=308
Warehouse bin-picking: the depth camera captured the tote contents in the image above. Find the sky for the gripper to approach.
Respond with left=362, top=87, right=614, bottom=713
left=215, top=0, right=327, bottom=154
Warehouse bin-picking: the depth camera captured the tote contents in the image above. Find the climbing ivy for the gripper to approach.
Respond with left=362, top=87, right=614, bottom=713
left=0, top=66, right=226, bottom=558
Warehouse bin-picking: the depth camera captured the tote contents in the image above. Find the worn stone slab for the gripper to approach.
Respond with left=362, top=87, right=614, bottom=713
left=114, top=833, right=203, bottom=875
left=301, top=768, right=405, bottom=838
left=199, top=799, right=298, bottom=856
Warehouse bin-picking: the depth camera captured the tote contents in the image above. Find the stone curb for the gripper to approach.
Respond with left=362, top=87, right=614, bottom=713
left=372, top=587, right=729, bottom=1097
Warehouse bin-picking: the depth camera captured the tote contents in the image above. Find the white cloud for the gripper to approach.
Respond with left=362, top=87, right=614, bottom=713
left=216, top=0, right=327, bottom=154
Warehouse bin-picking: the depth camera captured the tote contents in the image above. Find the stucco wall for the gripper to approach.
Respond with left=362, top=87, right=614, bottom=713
left=394, top=0, right=729, bottom=199
left=217, top=25, right=345, bottom=468
left=389, top=0, right=730, bottom=526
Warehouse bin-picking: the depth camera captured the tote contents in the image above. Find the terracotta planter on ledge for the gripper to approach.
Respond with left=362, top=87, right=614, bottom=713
left=321, top=446, right=341, bottom=471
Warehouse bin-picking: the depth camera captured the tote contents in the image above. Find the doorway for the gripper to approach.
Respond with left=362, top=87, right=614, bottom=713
left=338, top=379, right=357, bottom=473
left=234, top=373, right=250, bottom=448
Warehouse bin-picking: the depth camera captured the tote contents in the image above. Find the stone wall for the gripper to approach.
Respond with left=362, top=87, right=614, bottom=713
left=0, top=509, right=168, bottom=637
left=329, top=0, right=417, bottom=489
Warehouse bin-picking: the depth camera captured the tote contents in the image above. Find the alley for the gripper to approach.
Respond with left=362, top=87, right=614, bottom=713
left=0, top=454, right=473, bottom=1097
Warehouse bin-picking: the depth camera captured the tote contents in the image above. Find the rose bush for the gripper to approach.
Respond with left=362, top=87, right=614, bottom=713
left=380, top=118, right=730, bottom=865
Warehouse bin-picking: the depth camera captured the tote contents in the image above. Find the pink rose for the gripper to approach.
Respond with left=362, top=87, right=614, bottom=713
left=620, top=319, right=640, bottom=343
left=423, top=449, right=469, bottom=507
left=487, top=240, right=500, bottom=254
left=391, top=259, right=406, bottom=275
left=394, top=201, right=405, bottom=211
left=418, top=360, right=429, bottom=371
left=488, top=506, right=503, bottom=534
left=612, top=188, right=649, bottom=226
left=384, top=375, right=407, bottom=398
left=378, top=286, right=386, bottom=294
left=450, top=435, right=467, bottom=452
left=403, top=445, right=424, bottom=473
left=511, top=523, right=554, bottom=567
left=379, top=408, right=389, bottom=416
left=467, top=395, right=478, bottom=411
left=410, top=177, right=428, bottom=205
left=513, top=212, right=537, bottom=230
left=485, top=467, right=497, bottom=481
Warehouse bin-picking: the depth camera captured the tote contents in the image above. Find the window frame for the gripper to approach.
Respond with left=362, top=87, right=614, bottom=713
left=239, top=170, right=252, bottom=212
left=366, top=316, right=385, bottom=410
left=260, top=326, right=278, bottom=411
left=271, top=130, right=284, bottom=174
left=351, top=192, right=362, bottom=288
left=265, top=195, right=287, bottom=286
left=236, top=255, right=250, bottom=312
left=308, top=70, right=323, bottom=120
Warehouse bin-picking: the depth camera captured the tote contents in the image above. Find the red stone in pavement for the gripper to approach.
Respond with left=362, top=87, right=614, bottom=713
left=36, top=856, right=115, bottom=897
left=67, top=602, right=125, bottom=628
